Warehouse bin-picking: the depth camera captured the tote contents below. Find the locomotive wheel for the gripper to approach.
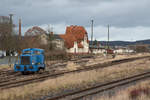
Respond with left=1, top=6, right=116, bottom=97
left=21, top=71, right=28, bottom=75
left=21, top=72, right=25, bottom=75
left=38, top=68, right=44, bottom=74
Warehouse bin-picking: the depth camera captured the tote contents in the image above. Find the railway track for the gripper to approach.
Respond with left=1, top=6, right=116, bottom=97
left=46, top=71, right=150, bottom=100
left=0, top=71, right=50, bottom=84
left=0, top=69, right=15, bottom=75
left=0, top=56, right=150, bottom=90
left=0, top=59, right=89, bottom=83
left=0, top=59, right=88, bottom=76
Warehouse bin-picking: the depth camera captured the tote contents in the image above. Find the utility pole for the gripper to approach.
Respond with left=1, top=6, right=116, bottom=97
left=51, top=26, right=53, bottom=35
left=107, top=24, right=110, bottom=49
left=19, top=18, right=21, bottom=40
left=9, top=14, right=13, bottom=34
left=18, top=18, right=22, bottom=55
left=9, top=14, right=13, bottom=24
left=91, top=19, right=94, bottom=48
left=8, top=14, right=13, bottom=67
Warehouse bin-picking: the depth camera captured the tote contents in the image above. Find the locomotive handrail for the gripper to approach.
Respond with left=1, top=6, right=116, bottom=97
left=22, top=48, right=44, bottom=54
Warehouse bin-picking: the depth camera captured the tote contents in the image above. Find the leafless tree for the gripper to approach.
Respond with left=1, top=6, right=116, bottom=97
left=20, top=35, right=42, bottom=49
left=0, top=16, right=18, bottom=55
left=0, top=16, right=19, bottom=67
left=135, top=45, right=149, bottom=53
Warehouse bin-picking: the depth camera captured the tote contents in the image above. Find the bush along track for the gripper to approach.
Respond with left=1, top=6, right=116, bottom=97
left=46, top=71, right=150, bottom=100
left=0, top=55, right=150, bottom=90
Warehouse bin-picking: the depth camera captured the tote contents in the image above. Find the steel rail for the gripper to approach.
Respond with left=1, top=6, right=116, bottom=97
left=0, top=56, right=149, bottom=90
left=46, top=71, right=150, bottom=100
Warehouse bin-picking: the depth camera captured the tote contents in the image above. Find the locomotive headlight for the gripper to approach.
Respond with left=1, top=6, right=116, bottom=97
left=24, top=66, right=27, bottom=70
left=16, top=66, right=20, bottom=69
left=29, top=66, right=33, bottom=69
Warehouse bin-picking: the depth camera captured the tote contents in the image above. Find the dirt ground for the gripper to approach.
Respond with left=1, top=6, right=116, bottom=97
left=85, top=53, right=150, bottom=66
left=45, top=53, right=150, bottom=72
left=0, top=53, right=150, bottom=71
left=1, top=56, right=150, bottom=100
left=97, top=79, right=150, bottom=100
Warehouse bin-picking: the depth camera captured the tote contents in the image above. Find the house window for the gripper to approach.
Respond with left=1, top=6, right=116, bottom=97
left=84, top=36, right=87, bottom=41
left=75, top=48, right=76, bottom=54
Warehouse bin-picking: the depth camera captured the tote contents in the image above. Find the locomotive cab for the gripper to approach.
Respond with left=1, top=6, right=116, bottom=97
left=14, top=48, right=45, bottom=74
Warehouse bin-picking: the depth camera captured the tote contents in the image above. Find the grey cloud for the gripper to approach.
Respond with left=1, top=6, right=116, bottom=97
left=1, top=0, right=150, bottom=41
left=1, top=0, right=150, bottom=28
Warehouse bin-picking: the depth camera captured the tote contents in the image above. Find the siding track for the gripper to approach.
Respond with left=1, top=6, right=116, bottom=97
left=0, top=56, right=150, bottom=90
left=46, top=71, right=150, bottom=100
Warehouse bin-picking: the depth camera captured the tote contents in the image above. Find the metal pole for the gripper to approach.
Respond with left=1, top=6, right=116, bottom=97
left=9, top=14, right=13, bottom=34
left=91, top=19, right=94, bottom=48
left=19, top=19, right=21, bottom=40
left=9, top=14, right=13, bottom=24
left=107, top=24, right=109, bottom=49
left=9, top=14, right=13, bottom=67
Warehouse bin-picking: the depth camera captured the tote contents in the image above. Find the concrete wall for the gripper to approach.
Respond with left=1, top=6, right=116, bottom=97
left=52, top=39, right=65, bottom=50
left=114, top=49, right=135, bottom=54
left=0, top=50, right=6, bottom=56
left=67, top=41, right=78, bottom=53
left=92, top=49, right=106, bottom=54
left=40, top=34, right=48, bottom=45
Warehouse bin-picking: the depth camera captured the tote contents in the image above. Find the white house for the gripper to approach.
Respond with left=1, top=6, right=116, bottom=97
left=92, top=48, right=106, bottom=54
left=25, top=26, right=64, bottom=49
left=0, top=50, right=6, bottom=57
left=60, top=25, right=89, bottom=54
left=114, top=47, right=135, bottom=54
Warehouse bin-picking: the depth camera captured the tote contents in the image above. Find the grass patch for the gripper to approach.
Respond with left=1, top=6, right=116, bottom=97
left=0, top=58, right=150, bottom=100
left=66, top=61, right=80, bottom=71
left=0, top=64, right=13, bottom=70
left=97, top=80, right=150, bottom=100
left=86, top=53, right=150, bottom=66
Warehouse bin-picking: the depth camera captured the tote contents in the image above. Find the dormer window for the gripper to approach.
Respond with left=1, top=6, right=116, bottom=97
left=74, top=41, right=77, bottom=45
left=84, top=35, right=87, bottom=41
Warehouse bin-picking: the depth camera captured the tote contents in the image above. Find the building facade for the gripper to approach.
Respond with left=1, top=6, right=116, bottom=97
left=60, top=25, right=89, bottom=54
left=25, top=26, right=65, bottom=50
left=24, top=25, right=89, bottom=54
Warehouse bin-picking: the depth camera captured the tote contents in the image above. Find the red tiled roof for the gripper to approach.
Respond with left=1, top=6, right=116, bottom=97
left=60, top=25, right=88, bottom=49
left=60, top=34, right=77, bottom=49
left=66, top=25, right=87, bottom=41
left=25, top=26, right=47, bottom=36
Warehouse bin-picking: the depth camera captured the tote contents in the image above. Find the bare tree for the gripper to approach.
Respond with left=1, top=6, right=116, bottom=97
left=0, top=16, right=17, bottom=55
left=135, top=45, right=149, bottom=53
left=46, top=25, right=56, bottom=51
left=0, top=16, right=18, bottom=67
left=20, top=35, right=41, bottom=49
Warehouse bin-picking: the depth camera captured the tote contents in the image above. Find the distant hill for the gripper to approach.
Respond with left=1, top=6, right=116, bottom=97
left=90, top=39, right=150, bottom=47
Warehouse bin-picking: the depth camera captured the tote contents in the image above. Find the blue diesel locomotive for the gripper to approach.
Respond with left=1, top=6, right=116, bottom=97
left=14, top=48, right=45, bottom=74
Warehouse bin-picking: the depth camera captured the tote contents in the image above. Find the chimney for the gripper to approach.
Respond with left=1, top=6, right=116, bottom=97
left=50, top=31, right=53, bottom=35
left=9, top=14, right=13, bottom=24
left=19, top=19, right=21, bottom=40
left=9, top=14, right=13, bottom=33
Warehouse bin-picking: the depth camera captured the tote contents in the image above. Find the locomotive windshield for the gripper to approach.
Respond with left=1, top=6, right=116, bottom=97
left=23, top=51, right=31, bottom=54
left=21, top=56, right=30, bottom=65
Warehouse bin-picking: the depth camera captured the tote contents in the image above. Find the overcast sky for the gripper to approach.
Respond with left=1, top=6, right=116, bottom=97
left=1, top=0, right=150, bottom=41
